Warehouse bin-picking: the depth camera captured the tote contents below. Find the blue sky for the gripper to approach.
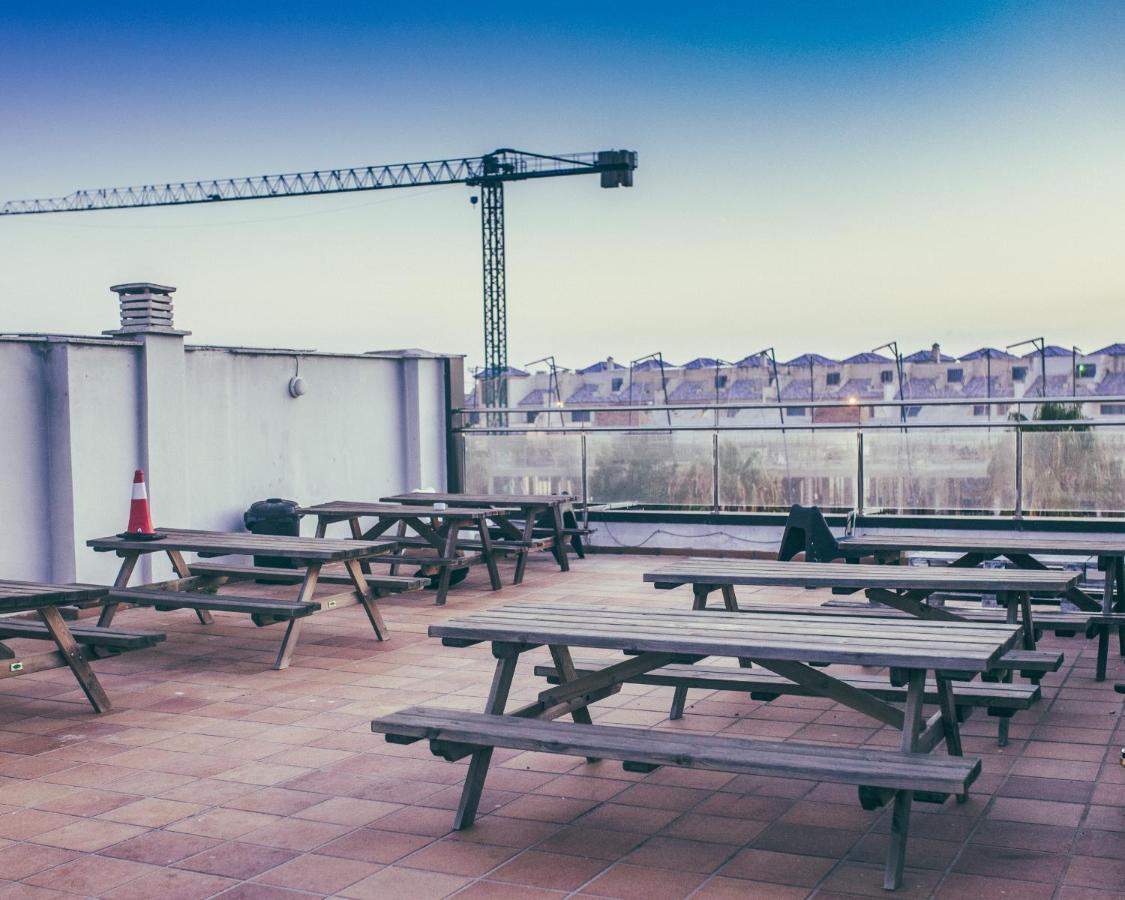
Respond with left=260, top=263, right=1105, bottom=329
left=1, top=1, right=1123, bottom=368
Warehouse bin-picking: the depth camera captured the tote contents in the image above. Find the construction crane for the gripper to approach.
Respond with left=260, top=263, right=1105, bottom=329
left=1, top=147, right=638, bottom=414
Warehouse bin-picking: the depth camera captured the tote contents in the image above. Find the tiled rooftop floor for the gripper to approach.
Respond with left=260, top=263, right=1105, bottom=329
left=0, top=553, right=1122, bottom=899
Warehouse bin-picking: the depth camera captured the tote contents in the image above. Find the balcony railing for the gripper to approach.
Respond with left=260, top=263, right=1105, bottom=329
left=452, top=395, right=1125, bottom=518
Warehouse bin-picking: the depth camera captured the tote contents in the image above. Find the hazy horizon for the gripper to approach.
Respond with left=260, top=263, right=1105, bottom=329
left=2, top=1, right=1123, bottom=370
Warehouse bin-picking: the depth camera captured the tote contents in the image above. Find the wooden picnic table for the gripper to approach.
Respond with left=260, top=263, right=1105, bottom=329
left=644, top=558, right=1078, bottom=645
left=299, top=501, right=507, bottom=605
left=382, top=492, right=585, bottom=580
left=0, top=580, right=163, bottom=712
left=373, top=602, right=1020, bottom=890
left=644, top=558, right=1077, bottom=740
left=87, top=527, right=404, bottom=669
left=840, top=532, right=1125, bottom=680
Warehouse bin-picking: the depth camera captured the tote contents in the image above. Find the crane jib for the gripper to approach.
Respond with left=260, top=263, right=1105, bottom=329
left=0, top=148, right=638, bottom=417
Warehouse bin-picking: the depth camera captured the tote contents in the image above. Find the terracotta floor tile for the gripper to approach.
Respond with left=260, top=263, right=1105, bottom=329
left=255, top=852, right=381, bottom=892
left=451, top=880, right=567, bottom=899
left=447, top=815, right=561, bottom=849
left=167, top=807, right=281, bottom=840
left=292, top=796, right=401, bottom=826
left=100, top=829, right=221, bottom=865
left=23, top=854, right=155, bottom=894
left=489, top=849, right=610, bottom=890
left=238, top=816, right=350, bottom=851
left=691, top=876, right=810, bottom=899
left=1063, top=854, right=1125, bottom=889
left=0, top=810, right=80, bottom=841
left=0, top=844, right=79, bottom=880
left=29, top=819, right=146, bottom=852
left=818, top=861, right=941, bottom=897
left=718, top=848, right=835, bottom=887
left=97, top=797, right=207, bottom=827
left=954, top=843, right=1068, bottom=883
left=338, top=865, right=471, bottom=899
left=987, top=797, right=1085, bottom=827
left=399, top=837, right=518, bottom=876
left=316, top=827, right=433, bottom=864
left=934, top=872, right=1057, bottom=899
left=659, top=812, right=768, bottom=846
left=222, top=786, right=324, bottom=816
left=534, top=825, right=646, bottom=861
left=101, top=866, right=237, bottom=900
left=578, top=861, right=708, bottom=899
left=173, top=840, right=298, bottom=879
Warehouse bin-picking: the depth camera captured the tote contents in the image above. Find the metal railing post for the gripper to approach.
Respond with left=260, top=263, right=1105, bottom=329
left=856, top=430, right=865, bottom=517
left=1014, top=426, right=1024, bottom=518
left=580, top=432, right=589, bottom=529
left=712, top=431, right=720, bottom=513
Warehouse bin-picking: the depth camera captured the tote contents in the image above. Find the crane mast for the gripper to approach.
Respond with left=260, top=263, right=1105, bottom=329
left=1, top=147, right=637, bottom=416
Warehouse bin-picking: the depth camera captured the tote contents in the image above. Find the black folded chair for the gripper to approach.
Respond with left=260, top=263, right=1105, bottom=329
left=777, top=504, right=844, bottom=563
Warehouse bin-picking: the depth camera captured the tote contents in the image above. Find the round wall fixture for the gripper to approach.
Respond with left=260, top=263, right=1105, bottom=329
left=288, top=376, right=307, bottom=398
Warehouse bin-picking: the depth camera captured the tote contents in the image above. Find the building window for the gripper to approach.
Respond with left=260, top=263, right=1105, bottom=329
left=611, top=377, right=624, bottom=392
left=947, top=368, right=963, bottom=383
left=785, top=406, right=806, bottom=417
left=880, top=370, right=894, bottom=383
left=469, top=412, right=481, bottom=426
left=826, top=372, right=841, bottom=386
left=571, top=410, right=591, bottom=423
left=973, top=405, right=987, bottom=416
left=1012, top=366, right=1027, bottom=381
left=1077, top=363, right=1097, bottom=378
left=1101, top=404, right=1125, bottom=415
left=716, top=375, right=728, bottom=388
left=525, top=412, right=538, bottom=424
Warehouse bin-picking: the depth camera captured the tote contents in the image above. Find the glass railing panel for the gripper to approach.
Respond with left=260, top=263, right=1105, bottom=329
left=462, top=431, right=582, bottom=496
left=586, top=431, right=714, bottom=507
left=718, top=430, right=856, bottom=510
left=1022, top=425, right=1125, bottom=515
left=863, top=428, right=1017, bottom=514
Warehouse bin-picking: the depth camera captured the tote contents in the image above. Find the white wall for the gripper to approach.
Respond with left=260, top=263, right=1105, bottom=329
left=0, top=332, right=457, bottom=584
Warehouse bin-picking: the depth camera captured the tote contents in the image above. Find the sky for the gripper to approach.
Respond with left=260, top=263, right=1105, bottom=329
left=1, top=1, right=1123, bottom=371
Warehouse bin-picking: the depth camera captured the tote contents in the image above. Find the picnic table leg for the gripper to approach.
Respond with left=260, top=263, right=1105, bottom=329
left=563, top=506, right=586, bottom=558
left=347, top=517, right=373, bottom=575
left=719, top=586, right=753, bottom=669
left=97, top=553, right=140, bottom=627
left=38, top=605, right=112, bottom=713
left=513, top=516, right=536, bottom=585
left=345, top=559, right=388, bottom=641
left=476, top=519, right=503, bottom=591
left=1018, top=592, right=1036, bottom=650
left=388, top=520, right=409, bottom=576
left=884, top=668, right=924, bottom=891
left=549, top=505, right=570, bottom=572
left=547, top=644, right=599, bottom=762
left=995, top=592, right=1019, bottom=744
left=274, top=563, right=320, bottom=670
left=934, top=674, right=967, bottom=802
left=433, top=527, right=460, bottom=606
left=670, top=585, right=713, bottom=719
left=1115, top=558, right=1125, bottom=656
left=167, top=550, right=214, bottom=625
left=454, top=648, right=519, bottom=830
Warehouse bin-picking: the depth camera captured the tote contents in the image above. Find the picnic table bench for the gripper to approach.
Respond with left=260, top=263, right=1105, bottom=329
left=0, top=580, right=165, bottom=712
left=645, top=558, right=1073, bottom=741
left=299, top=501, right=509, bottom=605
left=372, top=602, right=1021, bottom=890
left=839, top=533, right=1125, bottom=679
left=88, top=528, right=415, bottom=669
left=382, top=492, right=588, bottom=580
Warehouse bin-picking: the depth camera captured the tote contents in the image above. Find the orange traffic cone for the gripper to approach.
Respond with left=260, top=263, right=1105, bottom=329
left=118, top=469, right=165, bottom=541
